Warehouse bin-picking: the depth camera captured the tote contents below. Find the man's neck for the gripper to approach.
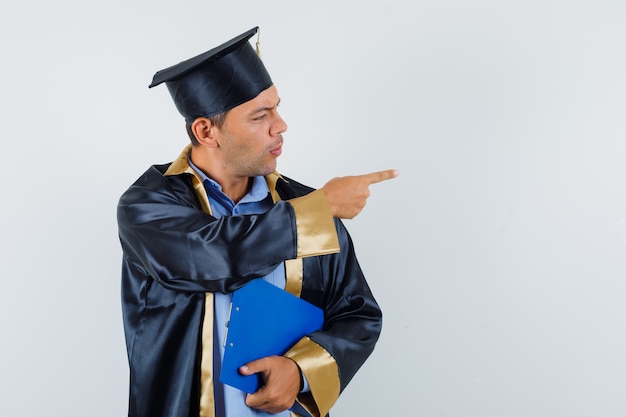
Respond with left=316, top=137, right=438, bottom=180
left=218, top=176, right=251, bottom=205
left=190, top=147, right=251, bottom=204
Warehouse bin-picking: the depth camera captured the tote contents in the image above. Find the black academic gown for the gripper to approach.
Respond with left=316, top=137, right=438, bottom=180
left=117, top=149, right=382, bottom=417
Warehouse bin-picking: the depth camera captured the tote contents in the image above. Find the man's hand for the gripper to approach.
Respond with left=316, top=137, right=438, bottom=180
left=240, top=356, right=301, bottom=413
left=322, top=169, right=399, bottom=219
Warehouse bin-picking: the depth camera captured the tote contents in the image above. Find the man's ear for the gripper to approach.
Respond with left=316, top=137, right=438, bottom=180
left=192, top=117, right=218, bottom=147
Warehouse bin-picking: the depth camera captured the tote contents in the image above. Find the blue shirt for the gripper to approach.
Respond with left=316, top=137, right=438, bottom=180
left=188, top=157, right=291, bottom=417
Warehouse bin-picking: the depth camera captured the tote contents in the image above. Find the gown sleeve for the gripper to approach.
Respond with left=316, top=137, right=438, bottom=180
left=117, top=166, right=339, bottom=293
left=285, top=219, right=382, bottom=417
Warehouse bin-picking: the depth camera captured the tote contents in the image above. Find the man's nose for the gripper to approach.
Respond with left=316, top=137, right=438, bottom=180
left=271, top=113, right=288, bottom=136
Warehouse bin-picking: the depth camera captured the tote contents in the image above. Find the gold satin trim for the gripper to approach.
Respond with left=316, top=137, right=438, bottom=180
left=288, top=190, right=340, bottom=258
left=199, top=293, right=215, bottom=417
left=284, top=259, right=303, bottom=297
left=164, top=144, right=194, bottom=176
left=266, top=173, right=305, bottom=299
left=284, top=337, right=340, bottom=417
left=165, top=145, right=216, bottom=417
left=164, top=145, right=213, bottom=216
left=265, top=171, right=284, bottom=203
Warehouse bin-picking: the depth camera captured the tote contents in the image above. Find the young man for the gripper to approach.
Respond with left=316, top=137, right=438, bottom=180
left=117, top=27, right=397, bottom=417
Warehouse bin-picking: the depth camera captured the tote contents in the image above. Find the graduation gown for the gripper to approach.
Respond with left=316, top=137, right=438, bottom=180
left=117, top=146, right=382, bottom=417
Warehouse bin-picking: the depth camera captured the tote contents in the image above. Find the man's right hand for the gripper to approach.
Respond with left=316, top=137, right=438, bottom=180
left=321, top=169, right=398, bottom=219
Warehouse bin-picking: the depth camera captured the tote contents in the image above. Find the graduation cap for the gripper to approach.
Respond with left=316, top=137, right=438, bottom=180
left=149, top=27, right=273, bottom=122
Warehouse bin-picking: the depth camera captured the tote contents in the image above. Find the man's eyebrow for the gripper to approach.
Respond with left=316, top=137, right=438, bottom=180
left=249, top=98, right=281, bottom=115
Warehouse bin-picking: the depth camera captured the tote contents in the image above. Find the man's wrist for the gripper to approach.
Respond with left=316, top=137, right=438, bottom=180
left=288, top=357, right=309, bottom=393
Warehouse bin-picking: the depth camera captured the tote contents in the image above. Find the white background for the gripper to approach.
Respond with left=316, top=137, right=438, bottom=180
left=1, top=1, right=625, bottom=416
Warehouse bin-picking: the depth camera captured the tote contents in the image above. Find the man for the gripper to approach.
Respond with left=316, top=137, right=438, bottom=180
left=117, top=27, right=397, bottom=417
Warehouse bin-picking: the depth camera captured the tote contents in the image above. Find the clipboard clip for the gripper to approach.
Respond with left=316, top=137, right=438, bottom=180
left=223, top=302, right=241, bottom=348
left=223, top=301, right=232, bottom=347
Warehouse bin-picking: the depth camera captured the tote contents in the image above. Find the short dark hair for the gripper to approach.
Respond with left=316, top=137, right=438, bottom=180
left=185, top=111, right=229, bottom=145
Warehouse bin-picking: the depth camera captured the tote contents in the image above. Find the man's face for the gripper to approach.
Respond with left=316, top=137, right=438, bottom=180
left=213, top=85, right=287, bottom=179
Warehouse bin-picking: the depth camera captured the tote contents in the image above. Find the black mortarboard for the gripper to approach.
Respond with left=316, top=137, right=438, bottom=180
left=149, top=27, right=273, bottom=122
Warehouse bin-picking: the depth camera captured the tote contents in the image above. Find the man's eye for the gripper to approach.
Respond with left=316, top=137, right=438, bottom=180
left=253, top=114, right=267, bottom=121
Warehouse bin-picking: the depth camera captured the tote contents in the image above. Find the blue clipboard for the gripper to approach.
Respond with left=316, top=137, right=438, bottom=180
left=219, top=279, right=324, bottom=394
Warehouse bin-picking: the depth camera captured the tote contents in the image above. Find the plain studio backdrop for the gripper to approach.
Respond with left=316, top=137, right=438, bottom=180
left=0, top=1, right=624, bottom=416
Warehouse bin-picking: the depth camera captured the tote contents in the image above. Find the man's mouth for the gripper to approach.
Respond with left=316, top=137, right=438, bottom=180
left=269, top=145, right=282, bottom=157
left=269, top=139, right=283, bottom=156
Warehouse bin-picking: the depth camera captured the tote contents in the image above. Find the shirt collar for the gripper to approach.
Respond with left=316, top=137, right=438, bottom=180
left=164, top=144, right=287, bottom=203
left=186, top=150, right=270, bottom=205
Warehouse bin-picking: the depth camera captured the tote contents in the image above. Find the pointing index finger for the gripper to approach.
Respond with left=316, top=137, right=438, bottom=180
left=363, top=169, right=399, bottom=185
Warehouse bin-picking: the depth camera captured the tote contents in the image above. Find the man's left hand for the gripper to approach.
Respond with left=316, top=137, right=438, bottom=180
left=240, top=355, right=301, bottom=413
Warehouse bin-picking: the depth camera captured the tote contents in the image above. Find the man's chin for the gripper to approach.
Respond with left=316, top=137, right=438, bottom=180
left=253, top=163, right=278, bottom=177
